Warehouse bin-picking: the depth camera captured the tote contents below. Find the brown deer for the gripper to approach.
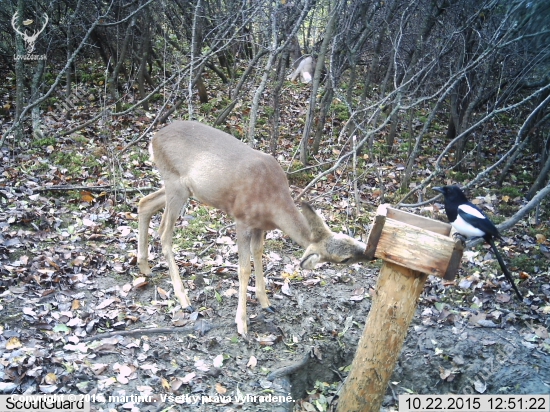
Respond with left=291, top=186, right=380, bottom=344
left=137, top=121, right=367, bottom=335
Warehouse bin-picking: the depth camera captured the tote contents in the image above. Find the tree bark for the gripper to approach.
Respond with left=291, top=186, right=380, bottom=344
left=14, top=0, right=25, bottom=140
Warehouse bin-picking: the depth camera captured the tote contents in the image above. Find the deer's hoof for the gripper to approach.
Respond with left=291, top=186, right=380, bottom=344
left=263, top=305, right=277, bottom=314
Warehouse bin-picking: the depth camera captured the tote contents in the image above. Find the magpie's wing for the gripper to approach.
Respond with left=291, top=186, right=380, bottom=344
left=457, top=203, right=500, bottom=238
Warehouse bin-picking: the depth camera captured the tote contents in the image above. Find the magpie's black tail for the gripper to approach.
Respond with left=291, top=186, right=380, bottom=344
left=488, top=238, right=523, bottom=300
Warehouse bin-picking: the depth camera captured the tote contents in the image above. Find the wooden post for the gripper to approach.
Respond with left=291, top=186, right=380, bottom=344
left=337, top=205, right=463, bottom=412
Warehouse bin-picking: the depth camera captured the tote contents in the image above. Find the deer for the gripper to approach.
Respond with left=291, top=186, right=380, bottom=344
left=137, top=121, right=368, bottom=336
left=289, top=56, right=315, bottom=83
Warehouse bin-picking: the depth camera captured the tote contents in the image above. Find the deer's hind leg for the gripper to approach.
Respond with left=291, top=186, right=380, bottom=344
left=137, top=188, right=166, bottom=275
left=159, top=183, right=192, bottom=310
left=250, top=228, right=272, bottom=312
left=235, top=223, right=253, bottom=336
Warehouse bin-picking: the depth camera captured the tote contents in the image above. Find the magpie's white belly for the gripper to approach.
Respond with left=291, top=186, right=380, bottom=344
left=451, top=215, right=485, bottom=238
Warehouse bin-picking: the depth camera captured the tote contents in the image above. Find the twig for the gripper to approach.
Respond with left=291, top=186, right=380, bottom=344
left=81, top=324, right=221, bottom=342
left=34, top=185, right=158, bottom=193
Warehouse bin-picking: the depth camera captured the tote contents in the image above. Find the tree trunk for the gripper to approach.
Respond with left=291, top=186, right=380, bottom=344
left=14, top=0, right=25, bottom=140
left=109, top=16, right=136, bottom=112
left=31, top=60, right=46, bottom=139
left=270, top=53, right=288, bottom=154
left=214, top=50, right=269, bottom=126
left=300, top=7, right=337, bottom=164
left=138, top=17, right=151, bottom=110
left=337, top=262, right=428, bottom=412
left=312, top=78, right=334, bottom=155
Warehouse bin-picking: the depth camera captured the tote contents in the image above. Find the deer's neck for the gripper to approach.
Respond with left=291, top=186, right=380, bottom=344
left=275, top=205, right=312, bottom=249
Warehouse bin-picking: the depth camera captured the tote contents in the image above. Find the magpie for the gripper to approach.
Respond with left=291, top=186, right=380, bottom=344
left=433, top=185, right=523, bottom=300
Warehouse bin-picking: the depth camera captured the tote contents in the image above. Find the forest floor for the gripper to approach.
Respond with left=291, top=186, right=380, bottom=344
left=1, top=79, right=549, bottom=411
left=1, top=141, right=549, bottom=411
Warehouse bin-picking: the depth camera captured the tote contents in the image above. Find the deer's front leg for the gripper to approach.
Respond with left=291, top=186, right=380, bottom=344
left=137, top=188, right=166, bottom=275
left=236, top=224, right=253, bottom=336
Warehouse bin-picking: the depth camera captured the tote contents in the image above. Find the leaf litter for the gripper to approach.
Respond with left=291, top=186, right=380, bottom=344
left=0, top=89, right=548, bottom=410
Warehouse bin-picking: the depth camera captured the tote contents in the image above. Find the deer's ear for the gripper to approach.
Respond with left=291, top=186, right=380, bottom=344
left=300, top=253, right=320, bottom=270
left=301, top=202, right=332, bottom=242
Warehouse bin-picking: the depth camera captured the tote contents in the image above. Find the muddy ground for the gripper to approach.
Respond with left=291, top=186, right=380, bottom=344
left=0, top=198, right=549, bottom=412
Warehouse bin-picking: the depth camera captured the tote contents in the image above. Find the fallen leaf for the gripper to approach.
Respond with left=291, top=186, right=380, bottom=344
left=118, top=365, right=133, bottom=378
left=495, top=294, right=511, bottom=303
left=519, top=271, right=530, bottom=279
left=64, top=343, right=88, bottom=352
left=23, top=307, right=37, bottom=317
left=474, top=380, right=487, bottom=393
left=157, top=287, right=170, bottom=299
left=256, top=334, right=278, bottom=346
left=172, top=311, right=188, bottom=327
left=53, top=324, right=70, bottom=333
left=118, top=226, right=132, bottom=237
left=133, top=277, right=148, bottom=288
left=216, top=236, right=234, bottom=245
left=215, top=382, right=227, bottom=394
left=82, top=218, right=96, bottom=227
left=6, top=337, right=22, bottom=350
left=195, top=359, right=210, bottom=372
left=534, top=326, right=549, bottom=339
left=96, top=298, right=115, bottom=310
left=44, top=373, right=58, bottom=385
left=439, top=367, right=453, bottom=380
left=140, top=364, right=159, bottom=374
left=72, top=256, right=86, bottom=266
left=281, top=279, right=292, bottom=296
left=302, top=401, right=316, bottom=411
left=477, top=320, right=497, bottom=328
left=213, top=354, right=224, bottom=368
left=80, top=191, right=94, bottom=203
left=223, top=288, right=237, bottom=297
left=39, top=384, right=58, bottom=394
left=90, top=364, right=108, bottom=375
left=246, top=356, right=257, bottom=369
left=180, top=372, right=195, bottom=384
left=116, top=375, right=130, bottom=385
left=535, top=234, right=546, bottom=243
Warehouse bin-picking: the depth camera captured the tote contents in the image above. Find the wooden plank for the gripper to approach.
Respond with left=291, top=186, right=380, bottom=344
left=374, top=218, right=456, bottom=277
left=444, top=239, right=465, bottom=280
left=364, top=204, right=389, bottom=259
left=386, top=207, right=451, bottom=236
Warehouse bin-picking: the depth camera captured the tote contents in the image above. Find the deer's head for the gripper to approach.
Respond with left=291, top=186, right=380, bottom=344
left=299, top=202, right=368, bottom=269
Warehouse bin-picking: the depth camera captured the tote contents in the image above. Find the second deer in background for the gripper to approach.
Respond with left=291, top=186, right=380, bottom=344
left=289, top=56, right=316, bottom=83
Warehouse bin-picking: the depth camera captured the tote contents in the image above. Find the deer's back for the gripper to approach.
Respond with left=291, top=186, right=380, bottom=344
left=151, top=121, right=294, bottom=228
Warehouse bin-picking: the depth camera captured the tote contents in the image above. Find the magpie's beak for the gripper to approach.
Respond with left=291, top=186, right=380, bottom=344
left=433, top=187, right=444, bottom=194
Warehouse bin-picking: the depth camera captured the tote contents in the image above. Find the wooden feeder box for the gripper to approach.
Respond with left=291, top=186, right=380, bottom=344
left=337, top=204, right=464, bottom=412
